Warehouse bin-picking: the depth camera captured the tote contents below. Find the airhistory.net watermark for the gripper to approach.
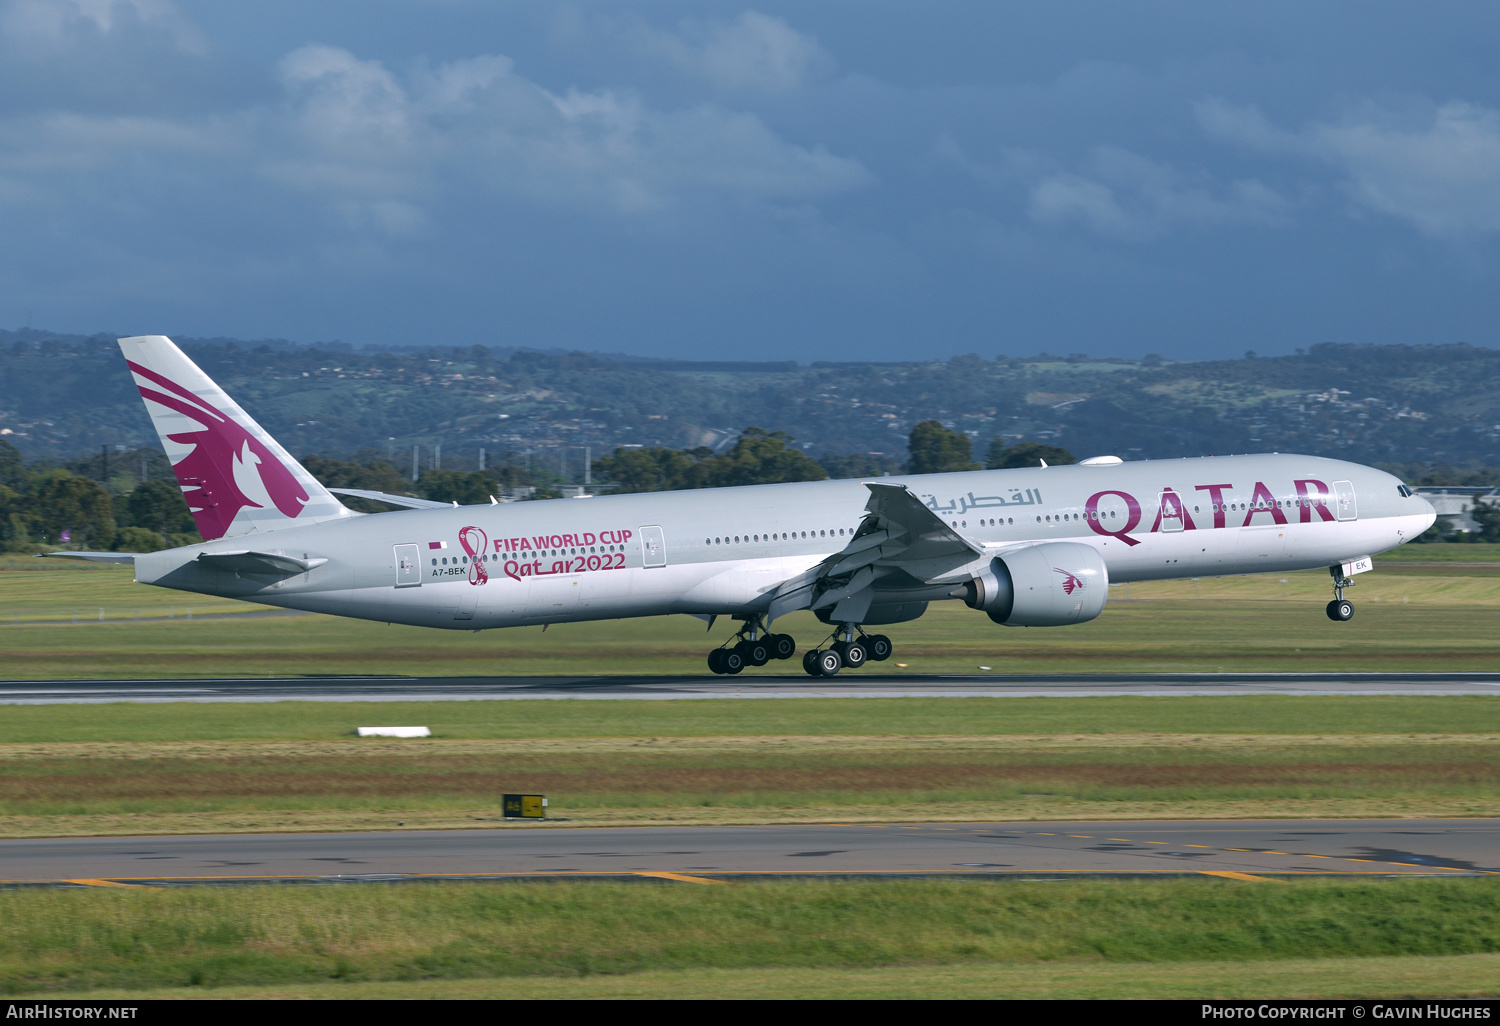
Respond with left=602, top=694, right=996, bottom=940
left=5, top=1008, right=138, bottom=1019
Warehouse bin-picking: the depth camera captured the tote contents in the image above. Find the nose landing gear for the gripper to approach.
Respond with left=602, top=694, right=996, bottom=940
left=1326, top=565, right=1356, bottom=621
left=802, top=624, right=894, bottom=677
left=706, top=616, right=798, bottom=675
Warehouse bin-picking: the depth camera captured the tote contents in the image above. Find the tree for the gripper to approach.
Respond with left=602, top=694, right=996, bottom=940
left=0, top=439, right=23, bottom=490
left=907, top=421, right=980, bottom=475
left=1472, top=499, right=1500, bottom=543
left=596, top=429, right=825, bottom=493
left=124, top=480, right=197, bottom=538
left=594, top=446, right=707, bottom=493
left=113, top=526, right=167, bottom=553
left=985, top=438, right=1076, bottom=469
left=818, top=452, right=903, bottom=479
left=28, top=472, right=115, bottom=549
left=692, top=428, right=826, bottom=488
left=0, top=483, right=26, bottom=548
left=416, top=469, right=505, bottom=506
left=302, top=456, right=413, bottom=494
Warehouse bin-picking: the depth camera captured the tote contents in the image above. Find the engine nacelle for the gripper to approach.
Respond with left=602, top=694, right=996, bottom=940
left=962, top=542, right=1108, bottom=627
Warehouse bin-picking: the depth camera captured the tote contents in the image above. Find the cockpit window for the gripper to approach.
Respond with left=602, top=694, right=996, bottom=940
left=1397, top=484, right=1414, bottom=498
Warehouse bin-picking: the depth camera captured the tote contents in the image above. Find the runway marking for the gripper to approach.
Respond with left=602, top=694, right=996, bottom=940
left=2, top=868, right=1482, bottom=889
left=65, top=878, right=144, bottom=889
left=1039, top=834, right=1494, bottom=875
left=1199, top=871, right=1285, bottom=884
left=633, top=871, right=726, bottom=885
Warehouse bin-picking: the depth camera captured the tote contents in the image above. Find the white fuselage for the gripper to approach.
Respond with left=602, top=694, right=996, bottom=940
left=132, top=452, right=1435, bottom=632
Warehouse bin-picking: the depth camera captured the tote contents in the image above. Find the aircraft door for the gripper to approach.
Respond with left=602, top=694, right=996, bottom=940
left=394, top=544, right=420, bottom=587
left=641, top=525, right=666, bottom=568
left=1157, top=492, right=1186, bottom=532
left=1334, top=480, right=1358, bottom=521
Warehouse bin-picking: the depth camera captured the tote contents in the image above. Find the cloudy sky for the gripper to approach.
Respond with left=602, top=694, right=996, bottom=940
left=2, top=1, right=1499, bottom=361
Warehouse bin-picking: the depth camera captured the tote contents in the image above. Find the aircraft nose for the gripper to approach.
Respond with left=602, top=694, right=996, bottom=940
left=1418, top=494, right=1437, bottom=531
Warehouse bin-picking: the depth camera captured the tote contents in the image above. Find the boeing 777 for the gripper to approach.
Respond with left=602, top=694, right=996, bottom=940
left=51, top=336, right=1438, bottom=675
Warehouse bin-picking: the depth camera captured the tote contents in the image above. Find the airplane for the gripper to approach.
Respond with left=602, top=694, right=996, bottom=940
left=50, top=335, right=1438, bottom=676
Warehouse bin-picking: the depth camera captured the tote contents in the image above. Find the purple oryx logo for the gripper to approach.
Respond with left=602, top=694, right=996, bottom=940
left=1054, top=567, right=1085, bottom=595
left=127, top=361, right=310, bottom=541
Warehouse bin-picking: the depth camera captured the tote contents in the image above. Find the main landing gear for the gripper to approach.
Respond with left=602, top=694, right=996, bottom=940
left=1326, top=565, right=1355, bottom=622
left=802, top=624, right=893, bottom=677
left=706, top=616, right=798, bottom=675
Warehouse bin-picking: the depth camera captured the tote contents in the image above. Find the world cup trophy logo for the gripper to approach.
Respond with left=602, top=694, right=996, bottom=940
left=459, top=526, right=489, bottom=586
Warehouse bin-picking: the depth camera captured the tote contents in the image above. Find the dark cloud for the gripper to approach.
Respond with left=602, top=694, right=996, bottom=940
left=1, top=1, right=1498, bottom=360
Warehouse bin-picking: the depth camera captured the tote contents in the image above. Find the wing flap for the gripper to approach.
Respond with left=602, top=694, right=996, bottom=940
left=763, top=482, right=985, bottom=623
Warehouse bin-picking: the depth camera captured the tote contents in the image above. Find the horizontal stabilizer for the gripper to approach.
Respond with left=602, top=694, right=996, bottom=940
left=327, top=487, right=451, bottom=510
left=196, top=550, right=327, bottom=575
left=40, top=551, right=138, bottom=565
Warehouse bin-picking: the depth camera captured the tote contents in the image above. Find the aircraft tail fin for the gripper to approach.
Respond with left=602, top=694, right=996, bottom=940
left=119, top=335, right=355, bottom=540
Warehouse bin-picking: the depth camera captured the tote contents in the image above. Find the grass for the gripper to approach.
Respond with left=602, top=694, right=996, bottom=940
left=3, top=878, right=1499, bottom=998
left=0, top=564, right=275, bottom=622
left=4, top=563, right=1500, bottom=677
left=43, top=956, right=1500, bottom=999
left=6, top=695, right=1500, bottom=742
left=1, top=699, right=1497, bottom=835
left=1376, top=542, right=1500, bottom=564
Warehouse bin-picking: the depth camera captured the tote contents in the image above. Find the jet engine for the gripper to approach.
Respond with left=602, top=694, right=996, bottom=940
left=960, top=542, right=1108, bottom=627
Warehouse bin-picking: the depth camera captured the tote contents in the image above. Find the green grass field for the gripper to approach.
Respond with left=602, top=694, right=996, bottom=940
left=2, top=697, right=1496, bottom=835
left=4, top=559, right=1500, bottom=676
left=5, top=556, right=1499, bottom=998
left=5, top=878, right=1499, bottom=999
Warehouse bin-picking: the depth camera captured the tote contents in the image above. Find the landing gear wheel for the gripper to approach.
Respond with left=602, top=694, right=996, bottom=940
left=739, top=638, right=770, bottom=666
left=863, top=634, right=892, bottom=662
left=769, top=633, right=797, bottom=660
left=833, top=640, right=867, bottom=669
left=707, top=649, right=727, bottom=675
left=815, top=648, right=843, bottom=677
left=1326, top=599, right=1354, bottom=622
left=722, top=648, right=745, bottom=674
left=802, top=650, right=822, bottom=677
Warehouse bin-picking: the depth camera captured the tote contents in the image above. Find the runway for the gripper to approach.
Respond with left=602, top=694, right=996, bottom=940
left=2, top=672, right=1499, bottom=703
left=2, top=819, right=1493, bottom=886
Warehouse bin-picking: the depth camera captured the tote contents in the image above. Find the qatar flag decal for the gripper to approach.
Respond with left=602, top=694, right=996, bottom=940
left=428, top=541, right=448, bottom=550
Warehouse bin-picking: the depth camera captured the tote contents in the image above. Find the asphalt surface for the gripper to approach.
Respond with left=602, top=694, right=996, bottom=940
left=2, top=820, right=1493, bottom=885
left=2, top=672, right=1499, bottom=703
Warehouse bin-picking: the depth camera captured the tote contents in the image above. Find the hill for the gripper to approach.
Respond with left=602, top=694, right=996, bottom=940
left=2, top=329, right=1498, bottom=476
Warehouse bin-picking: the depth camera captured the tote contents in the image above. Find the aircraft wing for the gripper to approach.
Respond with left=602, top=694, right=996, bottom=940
left=327, top=488, right=452, bottom=510
left=766, top=482, right=984, bottom=623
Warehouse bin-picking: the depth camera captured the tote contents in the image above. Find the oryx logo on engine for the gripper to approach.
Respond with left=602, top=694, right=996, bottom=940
left=1054, top=568, right=1085, bottom=595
